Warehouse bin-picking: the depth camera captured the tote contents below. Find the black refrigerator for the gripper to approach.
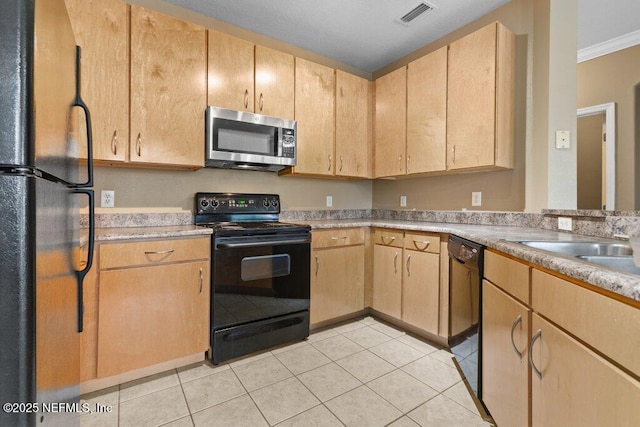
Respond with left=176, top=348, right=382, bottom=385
left=0, top=0, right=94, bottom=426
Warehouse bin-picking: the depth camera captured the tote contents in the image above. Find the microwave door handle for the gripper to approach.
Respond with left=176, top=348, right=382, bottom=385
left=217, top=238, right=311, bottom=249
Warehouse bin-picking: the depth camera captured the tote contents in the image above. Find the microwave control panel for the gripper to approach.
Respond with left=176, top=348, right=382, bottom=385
left=281, top=128, right=295, bottom=158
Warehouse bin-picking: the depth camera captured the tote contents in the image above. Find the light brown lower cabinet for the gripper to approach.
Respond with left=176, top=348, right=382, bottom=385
left=483, top=251, right=640, bottom=427
left=373, top=243, right=403, bottom=318
left=310, top=229, right=365, bottom=325
left=402, top=247, right=439, bottom=335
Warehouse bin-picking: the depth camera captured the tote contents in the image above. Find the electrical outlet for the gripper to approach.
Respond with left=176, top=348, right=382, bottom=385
left=558, top=217, right=572, bottom=231
left=101, top=190, right=115, bottom=208
left=326, top=196, right=333, bottom=207
left=471, top=192, right=482, bottom=207
left=400, top=195, right=407, bottom=207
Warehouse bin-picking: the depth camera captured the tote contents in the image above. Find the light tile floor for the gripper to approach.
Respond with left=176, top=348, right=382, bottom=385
left=80, top=317, right=493, bottom=427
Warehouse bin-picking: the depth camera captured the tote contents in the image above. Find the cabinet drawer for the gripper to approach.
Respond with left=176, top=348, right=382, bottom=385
left=532, top=269, right=640, bottom=376
left=313, top=228, right=364, bottom=249
left=484, top=251, right=530, bottom=304
left=404, top=232, right=440, bottom=253
left=99, top=237, right=210, bottom=269
left=373, top=229, right=404, bottom=247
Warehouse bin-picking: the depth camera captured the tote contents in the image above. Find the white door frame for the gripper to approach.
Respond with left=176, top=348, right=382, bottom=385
left=577, top=102, right=616, bottom=210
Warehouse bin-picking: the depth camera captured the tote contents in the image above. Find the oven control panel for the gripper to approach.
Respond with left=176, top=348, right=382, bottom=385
left=196, top=193, right=280, bottom=214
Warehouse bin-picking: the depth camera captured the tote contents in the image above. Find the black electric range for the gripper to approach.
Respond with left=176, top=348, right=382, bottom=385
left=195, top=193, right=311, bottom=364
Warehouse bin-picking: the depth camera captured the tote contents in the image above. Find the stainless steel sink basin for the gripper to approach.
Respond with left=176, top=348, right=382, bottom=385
left=516, top=241, right=633, bottom=256
left=576, top=255, right=640, bottom=275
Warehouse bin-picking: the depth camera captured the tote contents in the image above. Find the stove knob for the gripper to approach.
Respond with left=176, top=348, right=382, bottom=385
left=211, top=199, right=220, bottom=209
left=271, top=199, right=279, bottom=208
left=263, top=199, right=270, bottom=208
left=200, top=199, right=209, bottom=208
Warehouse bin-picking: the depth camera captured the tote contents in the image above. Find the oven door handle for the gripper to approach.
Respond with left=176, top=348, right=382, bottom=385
left=216, top=238, right=311, bottom=249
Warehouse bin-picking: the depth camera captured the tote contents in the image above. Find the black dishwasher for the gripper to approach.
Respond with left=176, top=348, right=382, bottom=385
left=448, top=235, right=485, bottom=407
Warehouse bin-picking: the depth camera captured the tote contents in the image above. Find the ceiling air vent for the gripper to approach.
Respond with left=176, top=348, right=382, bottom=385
left=396, top=2, right=436, bottom=26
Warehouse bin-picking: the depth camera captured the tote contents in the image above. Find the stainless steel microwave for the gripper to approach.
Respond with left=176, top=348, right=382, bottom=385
left=205, top=106, right=297, bottom=172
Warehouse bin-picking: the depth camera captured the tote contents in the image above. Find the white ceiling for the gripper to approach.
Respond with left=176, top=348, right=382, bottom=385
left=164, top=0, right=640, bottom=73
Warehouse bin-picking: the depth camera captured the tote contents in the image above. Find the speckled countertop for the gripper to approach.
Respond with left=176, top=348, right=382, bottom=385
left=94, top=225, right=212, bottom=241
left=293, top=219, right=640, bottom=303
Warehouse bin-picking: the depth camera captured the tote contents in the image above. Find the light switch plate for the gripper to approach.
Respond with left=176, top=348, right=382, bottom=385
left=558, top=217, right=572, bottom=231
left=326, top=196, right=333, bottom=207
left=400, top=195, right=407, bottom=207
left=556, top=130, right=570, bottom=149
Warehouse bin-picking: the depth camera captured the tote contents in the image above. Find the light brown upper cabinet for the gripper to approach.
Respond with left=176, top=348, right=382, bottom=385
left=208, top=30, right=254, bottom=112
left=447, top=22, right=514, bottom=171
left=375, top=67, right=407, bottom=177
left=292, top=58, right=335, bottom=176
left=254, top=46, right=295, bottom=119
left=129, top=6, right=206, bottom=169
left=65, top=0, right=128, bottom=163
left=406, top=46, right=448, bottom=174
left=335, top=71, right=372, bottom=178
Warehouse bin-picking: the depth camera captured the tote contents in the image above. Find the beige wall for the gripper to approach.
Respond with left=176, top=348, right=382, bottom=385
left=373, top=0, right=534, bottom=211
left=577, top=44, right=640, bottom=210
left=93, top=166, right=372, bottom=211
left=577, top=114, right=604, bottom=209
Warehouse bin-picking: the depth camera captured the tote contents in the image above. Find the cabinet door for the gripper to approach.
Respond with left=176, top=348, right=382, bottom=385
left=402, top=250, right=439, bottom=334
left=447, top=24, right=497, bottom=170
left=208, top=30, right=254, bottom=112
left=311, top=245, right=365, bottom=325
left=97, top=261, right=210, bottom=378
left=531, top=313, right=640, bottom=427
left=375, top=67, right=407, bottom=177
left=130, top=6, right=206, bottom=168
left=336, top=71, right=371, bottom=178
left=65, top=0, right=129, bottom=163
left=373, top=244, right=402, bottom=318
left=294, top=58, right=335, bottom=175
left=482, top=280, right=530, bottom=427
left=406, top=46, right=447, bottom=174
left=255, top=45, right=294, bottom=119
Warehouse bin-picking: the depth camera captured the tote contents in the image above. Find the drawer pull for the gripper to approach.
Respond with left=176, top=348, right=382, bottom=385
left=510, top=315, right=523, bottom=359
left=144, top=249, right=174, bottom=255
left=412, top=240, right=431, bottom=251
left=381, top=236, right=396, bottom=245
left=199, top=268, right=203, bottom=293
left=331, top=236, right=347, bottom=241
left=529, top=329, right=543, bottom=379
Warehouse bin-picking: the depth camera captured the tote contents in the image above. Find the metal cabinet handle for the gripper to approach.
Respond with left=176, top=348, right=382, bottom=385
left=259, top=93, right=264, bottom=111
left=199, top=267, right=203, bottom=293
left=529, top=329, right=543, bottom=379
left=407, top=155, right=411, bottom=173
left=144, top=249, right=174, bottom=256
left=406, top=254, right=411, bottom=277
left=331, top=236, right=347, bottom=241
left=111, top=130, right=118, bottom=155
left=452, top=145, right=456, bottom=165
left=381, top=236, right=396, bottom=245
left=339, top=156, right=343, bottom=172
left=412, top=240, right=431, bottom=251
left=136, top=133, right=141, bottom=157
left=510, top=315, right=524, bottom=359
left=398, top=155, right=403, bottom=172
left=328, top=154, right=332, bottom=172
left=393, top=252, right=398, bottom=274
left=315, top=256, right=319, bottom=277
left=244, top=89, right=249, bottom=109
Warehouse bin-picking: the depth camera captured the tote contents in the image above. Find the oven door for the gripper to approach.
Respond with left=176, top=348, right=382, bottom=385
left=212, top=233, right=311, bottom=329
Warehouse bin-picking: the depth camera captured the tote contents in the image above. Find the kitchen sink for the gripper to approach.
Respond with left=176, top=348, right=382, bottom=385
left=516, top=240, right=633, bottom=257
left=576, top=255, right=640, bottom=275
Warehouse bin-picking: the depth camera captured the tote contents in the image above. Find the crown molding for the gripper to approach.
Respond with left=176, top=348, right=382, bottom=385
left=578, top=29, right=640, bottom=63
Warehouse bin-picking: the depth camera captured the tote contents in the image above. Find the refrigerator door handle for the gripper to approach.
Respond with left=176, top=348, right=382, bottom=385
left=72, top=45, right=93, bottom=189
left=73, top=189, right=94, bottom=333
